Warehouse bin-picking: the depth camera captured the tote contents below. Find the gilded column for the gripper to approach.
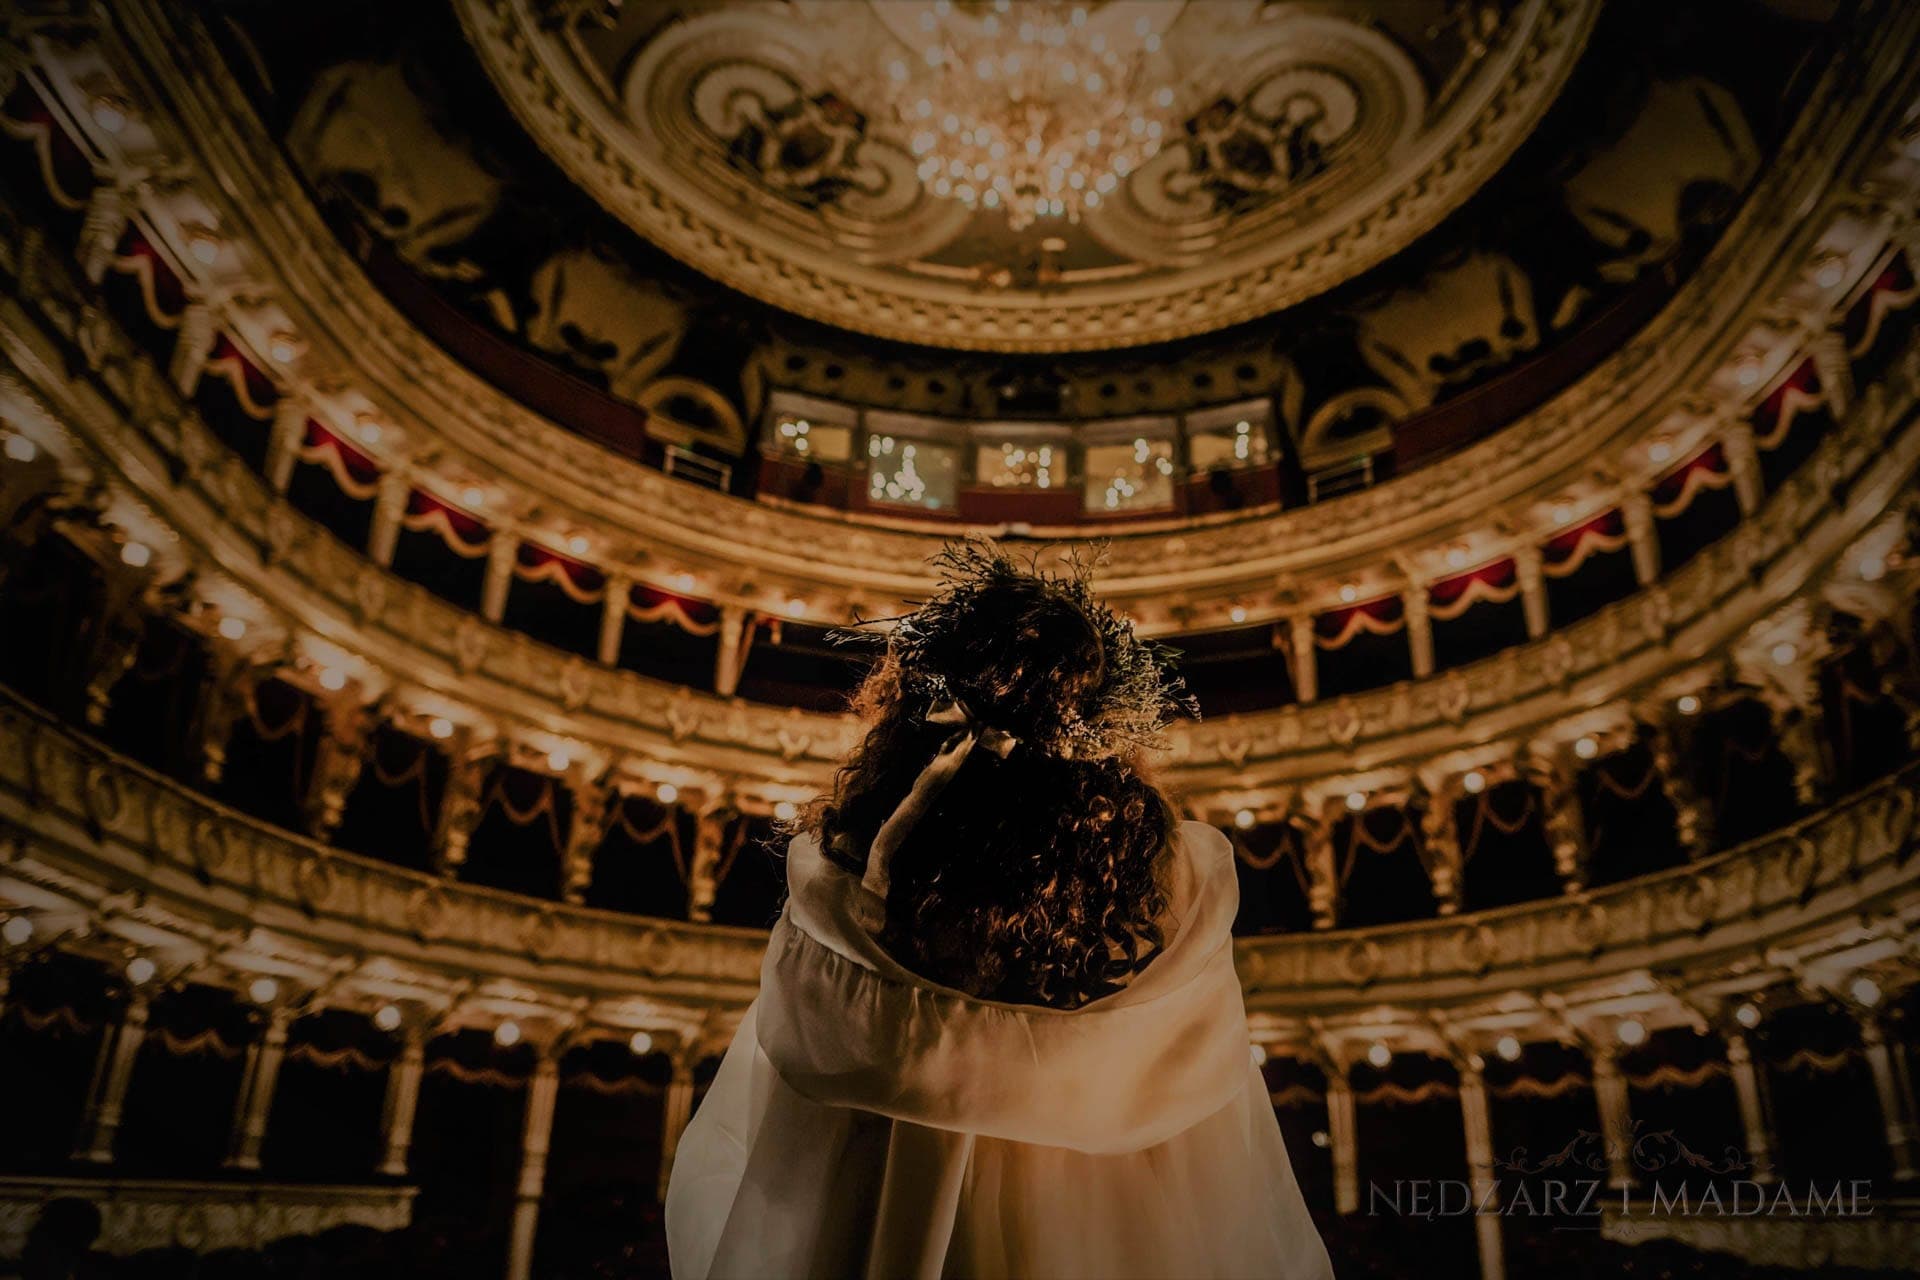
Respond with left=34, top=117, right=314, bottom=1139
left=1459, top=1056, right=1505, bottom=1280
left=1327, top=1061, right=1360, bottom=1214
left=1722, top=419, right=1763, bottom=516
left=377, top=1027, right=427, bottom=1177
left=1418, top=783, right=1463, bottom=917
left=367, top=471, right=410, bottom=567
left=1302, top=813, right=1338, bottom=931
left=76, top=183, right=129, bottom=285
left=1289, top=613, right=1319, bottom=705
left=1515, top=544, right=1548, bottom=640
left=304, top=698, right=373, bottom=843
left=224, top=1006, right=294, bottom=1170
left=598, top=576, right=630, bottom=667
left=1404, top=584, right=1434, bottom=679
left=169, top=302, right=217, bottom=396
left=1807, top=327, right=1853, bottom=419
left=505, top=1048, right=563, bottom=1280
left=1623, top=492, right=1660, bottom=588
left=1644, top=719, right=1714, bottom=856
left=687, top=803, right=733, bottom=923
left=1590, top=1044, right=1635, bottom=1192
left=1527, top=743, right=1590, bottom=893
left=481, top=534, right=518, bottom=624
left=74, top=994, right=150, bottom=1164
left=263, top=398, right=307, bottom=495
left=713, top=605, right=750, bottom=699
left=1724, top=1031, right=1777, bottom=1185
left=562, top=777, right=612, bottom=907
left=433, top=752, right=493, bottom=875
left=658, top=1051, right=697, bottom=1201
left=1861, top=1017, right=1918, bottom=1183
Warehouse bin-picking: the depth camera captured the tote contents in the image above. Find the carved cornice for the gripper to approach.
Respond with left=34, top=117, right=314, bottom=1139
left=452, top=0, right=1598, bottom=353
left=45, top=0, right=1920, bottom=627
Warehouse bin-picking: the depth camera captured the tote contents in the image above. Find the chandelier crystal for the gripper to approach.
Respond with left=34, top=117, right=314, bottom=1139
left=876, top=1, right=1185, bottom=231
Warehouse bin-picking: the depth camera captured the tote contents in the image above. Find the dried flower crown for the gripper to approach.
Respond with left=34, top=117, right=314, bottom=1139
left=845, top=539, right=1197, bottom=760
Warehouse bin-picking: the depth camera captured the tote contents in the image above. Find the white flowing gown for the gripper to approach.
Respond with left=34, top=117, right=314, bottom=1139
left=665, top=820, right=1334, bottom=1280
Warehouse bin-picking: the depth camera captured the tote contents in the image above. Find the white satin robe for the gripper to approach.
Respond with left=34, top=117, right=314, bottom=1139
left=665, top=821, right=1333, bottom=1280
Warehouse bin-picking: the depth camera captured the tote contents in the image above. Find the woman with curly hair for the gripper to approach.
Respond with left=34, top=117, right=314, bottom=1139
left=666, top=542, right=1331, bottom=1280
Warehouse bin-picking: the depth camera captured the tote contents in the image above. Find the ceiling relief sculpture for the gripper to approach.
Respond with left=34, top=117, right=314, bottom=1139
left=464, top=0, right=1596, bottom=351
left=209, top=0, right=1829, bottom=475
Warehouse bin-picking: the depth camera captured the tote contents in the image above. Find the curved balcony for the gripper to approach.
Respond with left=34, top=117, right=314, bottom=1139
left=7, top=0, right=1915, bottom=631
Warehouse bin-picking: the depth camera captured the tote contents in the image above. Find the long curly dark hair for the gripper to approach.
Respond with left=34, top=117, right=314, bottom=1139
left=800, top=542, right=1193, bottom=1010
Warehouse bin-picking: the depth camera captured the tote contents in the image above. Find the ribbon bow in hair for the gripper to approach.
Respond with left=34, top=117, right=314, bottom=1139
left=859, top=699, right=1018, bottom=905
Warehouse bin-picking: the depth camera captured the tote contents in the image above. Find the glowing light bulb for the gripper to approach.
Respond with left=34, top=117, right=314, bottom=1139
left=1860, top=554, right=1887, bottom=582
left=1345, top=791, right=1367, bottom=812
left=188, top=232, right=221, bottom=265
left=1677, top=694, right=1701, bottom=715
left=126, top=956, right=156, bottom=985
left=629, top=1030, right=654, bottom=1054
left=248, top=976, right=280, bottom=1004
left=1496, top=1035, right=1522, bottom=1062
left=1367, top=1041, right=1391, bottom=1068
left=1445, top=546, right=1469, bottom=570
left=428, top=717, right=454, bottom=740
left=1770, top=642, right=1798, bottom=667
left=1462, top=771, right=1486, bottom=795
left=1311, top=1130, right=1330, bottom=1148
left=1815, top=257, right=1846, bottom=289
left=1229, top=605, right=1248, bottom=624
left=547, top=748, right=571, bottom=773
left=494, top=1020, right=522, bottom=1047
left=218, top=616, right=248, bottom=641
left=1233, top=809, right=1256, bottom=830
left=120, top=541, right=151, bottom=568
left=1, top=916, right=33, bottom=946
left=657, top=783, right=679, bottom=804
left=462, top=486, right=486, bottom=509
left=374, top=1004, right=403, bottom=1032
left=1850, top=976, right=1883, bottom=1007
left=1616, top=1018, right=1647, bottom=1046
left=318, top=666, right=347, bottom=692
left=91, top=95, right=129, bottom=133
left=1249, top=1042, right=1267, bottom=1066
left=774, top=800, right=799, bottom=822
left=3, top=434, right=36, bottom=462
left=567, top=535, right=590, bottom=556
left=268, top=333, right=299, bottom=364
left=1573, top=736, right=1599, bottom=760
left=1734, top=1002, right=1761, bottom=1029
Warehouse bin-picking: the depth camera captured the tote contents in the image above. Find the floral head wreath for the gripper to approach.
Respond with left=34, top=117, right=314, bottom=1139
left=850, top=539, right=1198, bottom=762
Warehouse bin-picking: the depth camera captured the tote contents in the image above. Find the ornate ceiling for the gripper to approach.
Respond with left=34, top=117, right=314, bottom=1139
left=457, top=0, right=1599, bottom=352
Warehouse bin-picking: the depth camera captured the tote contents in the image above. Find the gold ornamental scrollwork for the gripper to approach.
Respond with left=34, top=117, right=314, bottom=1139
left=1459, top=922, right=1500, bottom=975
left=406, top=883, right=450, bottom=940
left=1883, top=783, right=1916, bottom=859
left=1569, top=900, right=1609, bottom=953
left=1340, top=937, right=1383, bottom=987
left=295, top=854, right=336, bottom=912
left=189, top=815, right=229, bottom=880
left=520, top=907, right=559, bottom=959
left=82, top=761, right=124, bottom=832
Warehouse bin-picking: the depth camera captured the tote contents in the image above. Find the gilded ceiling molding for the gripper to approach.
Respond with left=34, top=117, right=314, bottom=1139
left=453, top=0, right=1598, bottom=352
left=38, top=0, right=1920, bottom=625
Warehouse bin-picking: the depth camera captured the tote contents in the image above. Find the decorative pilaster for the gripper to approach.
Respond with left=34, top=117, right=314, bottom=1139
left=1590, top=1044, right=1636, bottom=1192
left=1725, top=1031, right=1777, bottom=1185
left=1302, top=813, right=1338, bottom=931
left=598, top=576, right=630, bottom=667
left=713, top=605, right=750, bottom=699
left=1763, top=692, right=1832, bottom=809
left=505, top=1047, right=562, bottom=1280
left=377, top=1027, right=427, bottom=1177
left=686, top=802, right=733, bottom=923
left=263, top=399, right=307, bottom=495
left=1289, top=613, right=1319, bottom=705
left=1526, top=744, right=1590, bottom=893
left=433, top=752, right=493, bottom=875
left=1644, top=719, right=1714, bottom=856
left=482, top=534, right=518, bottom=623
left=76, top=183, right=129, bottom=285
left=225, top=1006, right=294, bottom=1170
left=74, top=995, right=150, bottom=1164
left=1722, top=419, right=1764, bottom=516
left=658, top=1051, right=697, bottom=1201
left=1417, top=784, right=1463, bottom=916
left=1404, top=584, right=1434, bottom=679
left=561, top=777, right=613, bottom=906
left=1623, top=492, right=1660, bottom=587
left=169, top=302, right=217, bottom=396
left=1807, top=327, right=1853, bottom=419
left=1861, top=1017, right=1918, bottom=1182
left=1327, top=1060, right=1359, bottom=1214
left=194, top=656, right=252, bottom=785
left=304, top=698, right=373, bottom=842
left=1459, top=1056, right=1505, bottom=1280
left=367, top=472, right=409, bottom=567
left=1515, top=545, right=1548, bottom=640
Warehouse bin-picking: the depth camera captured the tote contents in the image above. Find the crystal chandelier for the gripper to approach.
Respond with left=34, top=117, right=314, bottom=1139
left=876, top=1, right=1185, bottom=231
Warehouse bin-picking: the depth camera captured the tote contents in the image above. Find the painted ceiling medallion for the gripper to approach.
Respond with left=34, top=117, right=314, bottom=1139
left=458, top=0, right=1600, bottom=352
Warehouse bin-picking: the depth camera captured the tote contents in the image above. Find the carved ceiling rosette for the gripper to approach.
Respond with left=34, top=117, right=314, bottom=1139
left=456, top=0, right=1601, bottom=351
